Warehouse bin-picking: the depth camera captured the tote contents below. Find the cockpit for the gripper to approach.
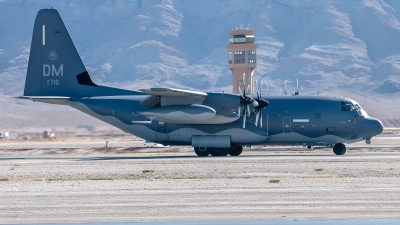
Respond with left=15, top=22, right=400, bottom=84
left=341, top=99, right=368, bottom=117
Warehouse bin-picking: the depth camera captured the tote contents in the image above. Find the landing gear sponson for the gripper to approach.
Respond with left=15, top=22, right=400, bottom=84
left=194, top=146, right=243, bottom=157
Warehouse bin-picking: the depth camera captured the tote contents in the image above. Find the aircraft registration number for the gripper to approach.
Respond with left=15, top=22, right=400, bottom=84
left=46, top=79, right=59, bottom=85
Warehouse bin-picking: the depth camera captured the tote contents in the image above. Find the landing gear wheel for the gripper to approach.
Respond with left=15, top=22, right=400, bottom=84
left=229, top=146, right=243, bottom=156
left=194, top=147, right=210, bottom=157
left=210, top=148, right=230, bottom=156
left=333, top=143, right=346, bottom=155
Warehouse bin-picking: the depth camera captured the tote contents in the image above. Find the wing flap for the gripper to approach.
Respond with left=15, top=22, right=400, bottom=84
left=139, top=88, right=207, bottom=108
left=140, top=95, right=161, bottom=108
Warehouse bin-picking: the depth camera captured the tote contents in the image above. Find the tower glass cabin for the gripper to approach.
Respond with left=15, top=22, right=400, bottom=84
left=227, top=29, right=257, bottom=94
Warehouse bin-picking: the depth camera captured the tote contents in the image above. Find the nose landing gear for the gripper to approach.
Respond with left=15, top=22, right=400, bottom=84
left=333, top=143, right=346, bottom=155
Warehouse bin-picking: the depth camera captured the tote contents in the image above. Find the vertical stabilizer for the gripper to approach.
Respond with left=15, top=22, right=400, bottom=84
left=24, top=8, right=143, bottom=98
left=24, top=8, right=97, bottom=97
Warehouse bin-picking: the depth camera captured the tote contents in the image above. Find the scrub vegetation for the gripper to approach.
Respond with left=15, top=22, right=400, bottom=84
left=269, top=179, right=281, bottom=183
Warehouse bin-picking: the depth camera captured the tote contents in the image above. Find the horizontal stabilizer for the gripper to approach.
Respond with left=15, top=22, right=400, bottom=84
left=17, top=96, right=71, bottom=105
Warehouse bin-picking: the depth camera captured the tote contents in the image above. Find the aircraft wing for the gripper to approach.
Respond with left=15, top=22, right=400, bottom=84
left=139, top=88, right=207, bottom=108
left=139, top=88, right=207, bottom=97
left=17, top=96, right=71, bottom=105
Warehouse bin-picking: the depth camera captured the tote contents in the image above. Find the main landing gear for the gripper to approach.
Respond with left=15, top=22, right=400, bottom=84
left=332, top=143, right=346, bottom=155
left=194, top=146, right=243, bottom=157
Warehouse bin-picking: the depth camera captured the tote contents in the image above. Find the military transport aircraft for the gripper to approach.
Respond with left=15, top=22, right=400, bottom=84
left=19, top=8, right=383, bottom=157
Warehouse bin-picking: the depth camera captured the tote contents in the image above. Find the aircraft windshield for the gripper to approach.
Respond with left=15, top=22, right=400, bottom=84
left=341, top=100, right=368, bottom=117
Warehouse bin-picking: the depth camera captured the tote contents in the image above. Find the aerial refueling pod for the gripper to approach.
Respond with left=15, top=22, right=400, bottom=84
left=140, top=104, right=216, bottom=122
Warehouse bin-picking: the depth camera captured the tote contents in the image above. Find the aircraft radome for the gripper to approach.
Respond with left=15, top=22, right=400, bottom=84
left=19, top=8, right=384, bottom=157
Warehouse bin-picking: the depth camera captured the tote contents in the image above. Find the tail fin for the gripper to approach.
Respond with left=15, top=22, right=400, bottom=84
left=24, top=8, right=135, bottom=97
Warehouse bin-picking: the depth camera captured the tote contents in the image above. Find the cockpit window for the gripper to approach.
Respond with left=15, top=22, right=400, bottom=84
left=341, top=101, right=368, bottom=117
left=341, top=101, right=352, bottom=111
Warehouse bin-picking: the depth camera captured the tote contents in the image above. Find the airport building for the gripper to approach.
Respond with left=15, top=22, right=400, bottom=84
left=227, top=28, right=257, bottom=94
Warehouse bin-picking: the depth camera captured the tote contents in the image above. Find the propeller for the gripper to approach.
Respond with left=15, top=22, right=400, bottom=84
left=254, top=79, right=269, bottom=128
left=239, top=73, right=252, bottom=128
left=239, top=74, right=269, bottom=129
left=294, top=78, right=303, bottom=95
left=295, top=79, right=299, bottom=95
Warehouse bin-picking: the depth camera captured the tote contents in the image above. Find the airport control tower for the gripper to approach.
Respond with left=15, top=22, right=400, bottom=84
left=227, top=28, right=257, bottom=94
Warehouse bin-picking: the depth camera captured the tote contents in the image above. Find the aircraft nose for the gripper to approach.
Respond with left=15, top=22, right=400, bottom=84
left=362, top=117, right=383, bottom=139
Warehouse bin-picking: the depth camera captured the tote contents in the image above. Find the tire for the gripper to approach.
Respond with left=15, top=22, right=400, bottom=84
left=333, top=143, right=346, bottom=155
left=210, top=148, right=230, bottom=157
left=194, top=147, right=210, bottom=157
left=229, top=146, right=243, bottom=156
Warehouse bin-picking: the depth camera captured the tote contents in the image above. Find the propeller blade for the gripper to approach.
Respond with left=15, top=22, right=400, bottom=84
left=247, top=84, right=250, bottom=94
left=255, top=79, right=258, bottom=94
left=260, top=109, right=263, bottom=128
left=239, top=85, right=242, bottom=95
left=255, top=110, right=259, bottom=126
left=243, top=73, right=246, bottom=95
left=284, top=80, right=287, bottom=95
left=246, top=105, right=250, bottom=117
left=243, top=109, right=246, bottom=128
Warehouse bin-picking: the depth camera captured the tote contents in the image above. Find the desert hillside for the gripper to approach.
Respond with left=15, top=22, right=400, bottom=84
left=1, top=0, right=400, bottom=129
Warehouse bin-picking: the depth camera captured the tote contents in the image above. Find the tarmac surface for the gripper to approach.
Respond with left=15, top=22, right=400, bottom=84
left=1, top=138, right=400, bottom=224
left=15, top=221, right=400, bottom=225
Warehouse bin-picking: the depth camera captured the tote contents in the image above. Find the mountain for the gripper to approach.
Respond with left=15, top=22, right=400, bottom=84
left=1, top=0, right=400, bottom=129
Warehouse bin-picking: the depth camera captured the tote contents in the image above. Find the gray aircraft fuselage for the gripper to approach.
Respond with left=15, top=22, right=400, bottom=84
left=65, top=93, right=382, bottom=147
left=20, top=9, right=384, bottom=157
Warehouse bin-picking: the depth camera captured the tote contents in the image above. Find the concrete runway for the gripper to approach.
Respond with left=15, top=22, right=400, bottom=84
left=0, top=135, right=400, bottom=149
left=1, top=151, right=400, bottom=163
left=1, top=141, right=400, bottom=223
